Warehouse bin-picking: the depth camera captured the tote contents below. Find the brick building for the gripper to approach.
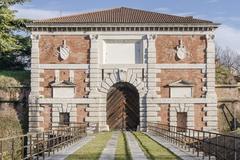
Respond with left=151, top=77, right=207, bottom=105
left=27, top=7, right=219, bottom=132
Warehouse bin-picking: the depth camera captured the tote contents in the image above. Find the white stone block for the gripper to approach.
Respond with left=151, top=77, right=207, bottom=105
left=203, top=116, right=218, bottom=121
left=85, top=117, right=99, bottom=122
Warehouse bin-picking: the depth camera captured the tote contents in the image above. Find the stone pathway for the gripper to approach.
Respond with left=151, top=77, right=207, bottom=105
left=125, top=132, right=148, bottom=160
left=44, top=135, right=94, bottom=160
left=99, top=131, right=119, bottom=160
left=42, top=131, right=213, bottom=160
left=145, top=132, right=211, bottom=160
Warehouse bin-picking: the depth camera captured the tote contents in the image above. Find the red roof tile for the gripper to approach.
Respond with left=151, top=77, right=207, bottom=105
left=33, top=7, right=214, bottom=25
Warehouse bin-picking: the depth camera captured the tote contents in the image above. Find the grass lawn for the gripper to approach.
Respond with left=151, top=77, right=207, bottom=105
left=0, top=70, right=30, bottom=85
left=66, top=132, right=112, bottom=160
left=115, top=132, right=132, bottom=160
left=133, top=132, right=179, bottom=160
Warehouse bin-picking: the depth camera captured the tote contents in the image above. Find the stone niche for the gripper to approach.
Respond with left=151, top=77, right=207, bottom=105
left=102, top=39, right=143, bottom=64
left=169, top=80, right=193, bottom=98
left=50, top=80, right=76, bottom=98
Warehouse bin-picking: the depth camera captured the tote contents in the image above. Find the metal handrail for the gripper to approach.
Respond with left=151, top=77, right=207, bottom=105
left=147, top=122, right=240, bottom=160
left=0, top=123, right=87, bottom=160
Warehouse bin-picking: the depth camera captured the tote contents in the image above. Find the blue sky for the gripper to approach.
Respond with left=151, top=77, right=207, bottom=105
left=13, top=0, right=240, bottom=53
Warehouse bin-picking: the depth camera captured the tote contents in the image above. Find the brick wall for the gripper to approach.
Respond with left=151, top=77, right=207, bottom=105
left=76, top=105, right=88, bottom=123
left=74, top=70, right=88, bottom=97
left=158, top=104, right=169, bottom=125
left=158, top=69, right=205, bottom=98
left=39, top=35, right=90, bottom=64
left=156, top=35, right=206, bottom=64
left=40, top=105, right=51, bottom=131
left=194, top=104, right=205, bottom=130
left=40, top=70, right=88, bottom=98
left=40, top=70, right=54, bottom=98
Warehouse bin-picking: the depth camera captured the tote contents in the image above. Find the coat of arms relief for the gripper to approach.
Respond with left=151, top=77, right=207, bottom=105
left=176, top=40, right=189, bottom=60
left=58, top=40, right=70, bottom=60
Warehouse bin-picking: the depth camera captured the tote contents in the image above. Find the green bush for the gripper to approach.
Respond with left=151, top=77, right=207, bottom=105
left=0, top=70, right=30, bottom=85
left=0, top=75, right=21, bottom=92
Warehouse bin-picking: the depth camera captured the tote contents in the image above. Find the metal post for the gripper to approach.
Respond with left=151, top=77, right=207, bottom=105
left=21, top=137, right=24, bottom=159
left=193, top=130, right=195, bottom=154
left=209, top=133, right=211, bottom=160
left=197, top=131, right=199, bottom=157
left=29, top=135, right=33, bottom=160
left=233, top=100, right=238, bottom=160
left=37, top=133, right=39, bottom=160
left=216, top=134, right=218, bottom=159
left=12, top=138, right=15, bottom=159
left=0, top=140, right=3, bottom=160
left=188, top=129, right=190, bottom=152
left=43, top=132, right=45, bottom=160
left=224, top=135, right=226, bottom=160
left=203, top=132, right=205, bottom=159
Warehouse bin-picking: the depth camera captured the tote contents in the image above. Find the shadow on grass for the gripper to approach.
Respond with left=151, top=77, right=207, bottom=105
left=66, top=132, right=112, bottom=160
left=133, top=132, right=180, bottom=160
left=123, top=132, right=132, bottom=160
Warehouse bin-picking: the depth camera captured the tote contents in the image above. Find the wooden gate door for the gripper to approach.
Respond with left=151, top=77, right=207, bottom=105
left=177, top=112, right=187, bottom=132
left=106, top=82, right=139, bottom=130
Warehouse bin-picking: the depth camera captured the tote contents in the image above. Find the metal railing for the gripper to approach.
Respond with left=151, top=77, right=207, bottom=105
left=0, top=123, right=87, bottom=160
left=148, top=122, right=240, bottom=160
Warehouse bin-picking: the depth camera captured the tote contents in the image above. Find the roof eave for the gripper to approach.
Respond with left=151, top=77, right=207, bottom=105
left=26, top=22, right=220, bottom=28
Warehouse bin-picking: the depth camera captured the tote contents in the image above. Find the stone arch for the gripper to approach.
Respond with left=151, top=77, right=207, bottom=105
left=98, top=69, right=146, bottom=96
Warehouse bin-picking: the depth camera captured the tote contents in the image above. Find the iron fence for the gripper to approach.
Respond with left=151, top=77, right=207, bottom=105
left=0, top=123, right=87, bottom=160
left=148, top=122, right=240, bottom=160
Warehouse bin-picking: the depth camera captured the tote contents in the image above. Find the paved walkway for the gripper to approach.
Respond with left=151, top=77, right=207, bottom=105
left=44, top=135, right=94, bottom=160
left=125, top=132, right=148, bottom=160
left=145, top=132, right=211, bottom=160
left=99, top=131, right=119, bottom=160
left=41, top=131, right=213, bottom=160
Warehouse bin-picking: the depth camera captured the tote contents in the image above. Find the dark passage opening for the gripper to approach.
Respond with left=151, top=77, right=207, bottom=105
left=106, top=82, right=140, bottom=131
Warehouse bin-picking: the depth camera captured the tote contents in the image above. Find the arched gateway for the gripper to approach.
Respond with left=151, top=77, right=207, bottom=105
left=27, top=7, right=218, bottom=133
left=106, top=82, right=139, bottom=130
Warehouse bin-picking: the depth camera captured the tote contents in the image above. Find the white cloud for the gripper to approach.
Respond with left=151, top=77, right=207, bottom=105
left=215, top=25, right=240, bottom=54
left=154, top=7, right=170, bottom=12
left=11, top=6, right=75, bottom=20
left=229, top=17, right=240, bottom=22
left=172, top=12, right=195, bottom=17
left=207, top=0, right=219, bottom=3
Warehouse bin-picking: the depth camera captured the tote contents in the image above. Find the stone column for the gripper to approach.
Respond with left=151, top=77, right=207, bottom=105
left=86, top=35, right=107, bottom=131
left=146, top=34, right=160, bottom=129
left=203, top=34, right=218, bottom=132
left=29, top=34, right=43, bottom=132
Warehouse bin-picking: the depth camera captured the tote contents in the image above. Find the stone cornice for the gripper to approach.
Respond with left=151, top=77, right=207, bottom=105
left=27, top=23, right=219, bottom=32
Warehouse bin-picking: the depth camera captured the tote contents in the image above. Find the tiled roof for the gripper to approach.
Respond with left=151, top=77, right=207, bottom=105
left=33, top=7, right=214, bottom=25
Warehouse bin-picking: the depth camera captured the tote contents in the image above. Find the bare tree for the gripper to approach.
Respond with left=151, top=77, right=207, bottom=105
left=216, top=45, right=240, bottom=75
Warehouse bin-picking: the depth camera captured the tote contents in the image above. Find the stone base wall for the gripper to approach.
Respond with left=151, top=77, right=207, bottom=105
left=216, top=85, right=240, bottom=132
